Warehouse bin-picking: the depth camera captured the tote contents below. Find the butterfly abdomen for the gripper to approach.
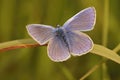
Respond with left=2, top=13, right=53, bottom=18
left=55, top=28, right=70, bottom=51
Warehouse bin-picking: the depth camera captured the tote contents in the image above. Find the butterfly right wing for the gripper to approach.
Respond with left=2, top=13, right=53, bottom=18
left=63, top=7, right=96, bottom=31
left=48, top=36, right=71, bottom=62
left=26, top=24, right=55, bottom=45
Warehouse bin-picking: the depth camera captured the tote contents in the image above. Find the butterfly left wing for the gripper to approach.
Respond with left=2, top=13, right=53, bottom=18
left=48, top=36, right=71, bottom=62
left=26, top=24, right=55, bottom=45
left=63, top=7, right=96, bottom=31
left=66, top=31, right=93, bottom=56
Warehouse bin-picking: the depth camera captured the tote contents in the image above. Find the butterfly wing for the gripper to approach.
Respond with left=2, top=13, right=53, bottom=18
left=63, top=7, right=96, bottom=31
left=48, top=36, right=71, bottom=62
left=26, top=24, right=55, bottom=45
left=66, top=31, right=93, bottom=56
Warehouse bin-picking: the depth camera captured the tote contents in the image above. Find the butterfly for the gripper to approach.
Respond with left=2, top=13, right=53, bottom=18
left=26, top=7, right=96, bottom=62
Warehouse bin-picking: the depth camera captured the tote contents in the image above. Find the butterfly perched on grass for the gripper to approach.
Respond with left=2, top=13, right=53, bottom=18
left=26, top=7, right=96, bottom=62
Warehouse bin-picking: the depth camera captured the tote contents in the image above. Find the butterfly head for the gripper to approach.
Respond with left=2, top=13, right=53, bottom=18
left=55, top=28, right=64, bottom=37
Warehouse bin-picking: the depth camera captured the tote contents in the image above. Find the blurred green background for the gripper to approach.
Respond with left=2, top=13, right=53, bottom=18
left=0, top=0, right=120, bottom=80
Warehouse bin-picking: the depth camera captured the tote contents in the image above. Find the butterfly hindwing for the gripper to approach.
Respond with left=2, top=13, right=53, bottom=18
left=66, top=31, right=93, bottom=56
left=48, top=36, right=71, bottom=62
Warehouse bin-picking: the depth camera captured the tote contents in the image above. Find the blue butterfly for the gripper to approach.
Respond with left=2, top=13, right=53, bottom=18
left=26, top=7, right=96, bottom=62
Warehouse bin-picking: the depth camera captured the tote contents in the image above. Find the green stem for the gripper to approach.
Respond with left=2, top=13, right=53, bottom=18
left=102, top=0, right=110, bottom=80
left=102, top=0, right=109, bottom=46
left=80, top=60, right=104, bottom=80
left=79, top=43, right=120, bottom=80
left=59, top=64, right=76, bottom=80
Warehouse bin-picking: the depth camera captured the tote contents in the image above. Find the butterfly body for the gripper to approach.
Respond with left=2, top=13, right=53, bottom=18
left=26, top=7, right=96, bottom=62
left=55, top=27, right=70, bottom=52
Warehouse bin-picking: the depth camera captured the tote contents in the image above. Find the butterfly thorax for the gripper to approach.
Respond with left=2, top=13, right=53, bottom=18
left=55, top=28, right=69, bottom=50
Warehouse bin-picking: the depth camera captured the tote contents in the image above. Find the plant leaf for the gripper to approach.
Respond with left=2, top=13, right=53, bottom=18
left=0, top=39, right=120, bottom=64
left=0, top=39, right=40, bottom=52
left=91, top=44, right=120, bottom=64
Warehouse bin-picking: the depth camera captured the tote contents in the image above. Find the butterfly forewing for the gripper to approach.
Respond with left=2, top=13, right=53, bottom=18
left=63, top=7, right=96, bottom=31
left=26, top=24, right=55, bottom=45
left=48, top=36, right=71, bottom=62
left=66, top=31, right=93, bottom=56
